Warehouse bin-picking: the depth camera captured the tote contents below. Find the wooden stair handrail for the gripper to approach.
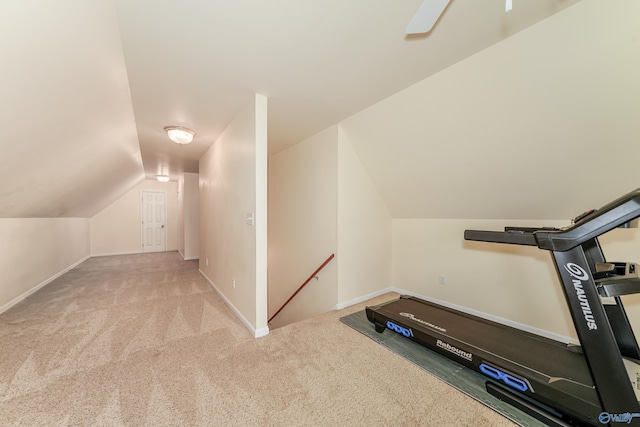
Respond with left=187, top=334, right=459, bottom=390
left=268, top=253, right=335, bottom=324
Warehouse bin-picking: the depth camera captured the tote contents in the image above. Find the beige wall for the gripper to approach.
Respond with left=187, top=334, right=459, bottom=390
left=337, top=126, right=392, bottom=306
left=392, top=219, right=640, bottom=341
left=267, top=124, right=393, bottom=326
left=178, top=173, right=200, bottom=260
left=0, top=218, right=89, bottom=312
left=331, top=0, right=640, bottom=341
left=199, top=94, right=268, bottom=336
left=90, top=179, right=178, bottom=255
left=184, top=173, right=200, bottom=260
left=178, top=174, right=185, bottom=255
left=268, top=126, right=339, bottom=328
left=255, top=95, right=268, bottom=334
left=392, top=218, right=577, bottom=340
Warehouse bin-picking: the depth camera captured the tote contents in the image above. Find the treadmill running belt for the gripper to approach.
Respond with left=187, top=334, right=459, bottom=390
left=366, top=296, right=603, bottom=425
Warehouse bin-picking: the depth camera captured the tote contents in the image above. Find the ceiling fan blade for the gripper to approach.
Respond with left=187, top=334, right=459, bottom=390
left=406, top=0, right=452, bottom=34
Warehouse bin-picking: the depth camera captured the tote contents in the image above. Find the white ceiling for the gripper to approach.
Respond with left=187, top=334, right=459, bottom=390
left=116, top=0, right=581, bottom=177
left=0, top=0, right=584, bottom=218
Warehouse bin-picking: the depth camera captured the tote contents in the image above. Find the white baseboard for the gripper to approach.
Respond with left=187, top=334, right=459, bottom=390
left=91, top=250, right=183, bottom=258
left=178, top=250, right=198, bottom=261
left=90, top=251, right=141, bottom=257
left=334, top=288, right=398, bottom=310
left=199, top=269, right=269, bottom=339
left=254, top=326, right=269, bottom=338
left=0, top=255, right=91, bottom=315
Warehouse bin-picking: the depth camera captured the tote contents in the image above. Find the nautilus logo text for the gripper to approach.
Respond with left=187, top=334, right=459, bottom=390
left=564, top=263, right=598, bottom=331
left=399, top=312, right=447, bottom=333
left=564, top=263, right=589, bottom=281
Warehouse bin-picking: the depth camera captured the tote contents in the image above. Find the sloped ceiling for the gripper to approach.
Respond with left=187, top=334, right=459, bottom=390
left=0, top=1, right=143, bottom=218
left=341, top=0, right=640, bottom=220
left=1, top=0, right=585, bottom=219
left=116, top=0, right=581, bottom=179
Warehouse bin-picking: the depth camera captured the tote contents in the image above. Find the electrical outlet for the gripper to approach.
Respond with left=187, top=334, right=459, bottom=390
left=232, top=278, right=236, bottom=289
left=206, top=258, right=209, bottom=266
left=439, top=275, right=446, bottom=285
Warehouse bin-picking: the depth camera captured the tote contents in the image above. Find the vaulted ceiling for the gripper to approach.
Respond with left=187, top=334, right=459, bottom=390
left=0, top=0, right=592, bottom=218
left=342, top=1, right=640, bottom=220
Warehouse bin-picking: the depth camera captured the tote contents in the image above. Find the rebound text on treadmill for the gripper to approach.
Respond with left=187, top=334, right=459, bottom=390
left=436, top=340, right=473, bottom=362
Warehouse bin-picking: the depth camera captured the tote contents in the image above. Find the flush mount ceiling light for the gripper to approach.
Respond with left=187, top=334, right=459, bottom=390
left=164, top=126, right=195, bottom=145
left=156, top=175, right=170, bottom=182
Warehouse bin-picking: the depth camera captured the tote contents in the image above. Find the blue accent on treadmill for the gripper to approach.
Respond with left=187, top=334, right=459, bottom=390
left=480, top=363, right=529, bottom=393
left=386, top=320, right=413, bottom=337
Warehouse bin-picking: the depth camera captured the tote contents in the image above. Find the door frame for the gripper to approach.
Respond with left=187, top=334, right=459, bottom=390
left=140, top=190, right=168, bottom=253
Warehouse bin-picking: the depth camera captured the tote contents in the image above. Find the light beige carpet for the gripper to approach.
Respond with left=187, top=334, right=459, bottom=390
left=0, top=252, right=516, bottom=426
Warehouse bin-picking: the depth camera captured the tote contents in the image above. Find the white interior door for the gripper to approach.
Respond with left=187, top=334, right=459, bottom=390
left=142, top=191, right=166, bottom=253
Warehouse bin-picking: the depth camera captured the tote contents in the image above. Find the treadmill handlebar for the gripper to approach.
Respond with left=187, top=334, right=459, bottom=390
left=465, top=188, right=640, bottom=252
left=464, top=229, right=538, bottom=246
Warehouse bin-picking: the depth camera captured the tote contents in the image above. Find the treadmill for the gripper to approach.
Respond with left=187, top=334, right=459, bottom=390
left=366, top=189, right=640, bottom=426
